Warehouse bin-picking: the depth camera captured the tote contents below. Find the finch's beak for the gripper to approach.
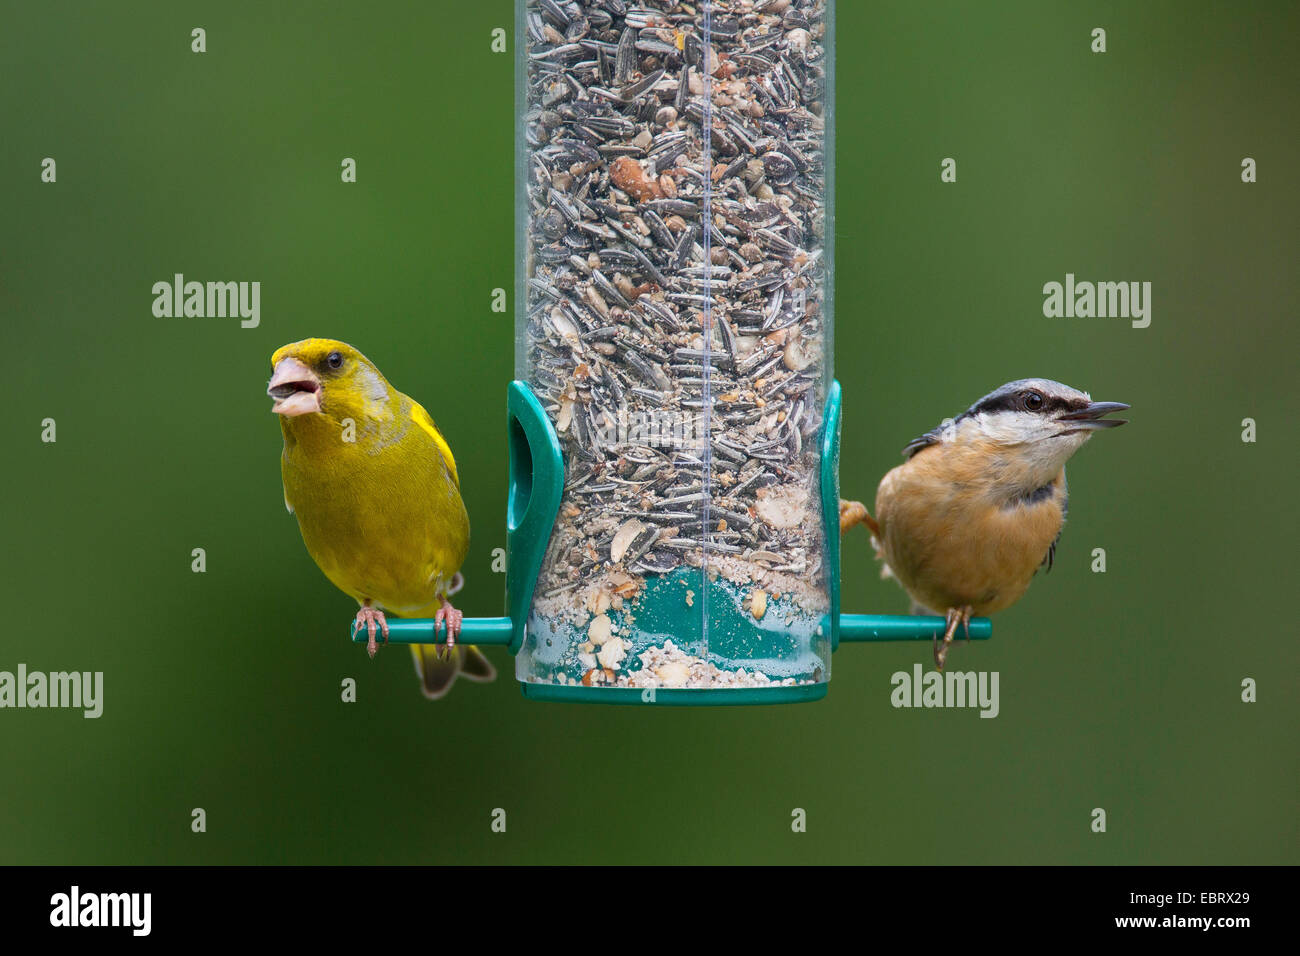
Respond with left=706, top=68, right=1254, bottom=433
left=1058, top=401, right=1130, bottom=430
left=268, top=357, right=322, bottom=416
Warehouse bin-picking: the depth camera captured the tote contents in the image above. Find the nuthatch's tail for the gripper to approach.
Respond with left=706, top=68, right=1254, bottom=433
left=839, top=499, right=879, bottom=536
left=841, top=499, right=893, bottom=579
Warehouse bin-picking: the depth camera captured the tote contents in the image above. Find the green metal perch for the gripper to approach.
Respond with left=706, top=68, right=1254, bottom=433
left=351, top=613, right=990, bottom=646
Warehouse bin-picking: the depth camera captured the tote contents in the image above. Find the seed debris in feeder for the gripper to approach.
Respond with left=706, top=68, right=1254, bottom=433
left=521, top=0, right=830, bottom=689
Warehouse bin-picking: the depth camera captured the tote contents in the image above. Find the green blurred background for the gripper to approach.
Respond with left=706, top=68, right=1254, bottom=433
left=2, top=1, right=1295, bottom=864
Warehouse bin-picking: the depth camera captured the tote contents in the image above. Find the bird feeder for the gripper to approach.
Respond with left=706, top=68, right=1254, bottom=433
left=351, top=0, right=991, bottom=703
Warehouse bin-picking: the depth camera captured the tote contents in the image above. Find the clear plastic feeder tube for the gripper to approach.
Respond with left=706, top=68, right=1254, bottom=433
left=516, top=0, right=834, bottom=692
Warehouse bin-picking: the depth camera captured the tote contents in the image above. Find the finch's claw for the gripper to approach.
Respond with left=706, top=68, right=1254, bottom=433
left=435, top=598, right=463, bottom=658
left=354, top=606, right=389, bottom=659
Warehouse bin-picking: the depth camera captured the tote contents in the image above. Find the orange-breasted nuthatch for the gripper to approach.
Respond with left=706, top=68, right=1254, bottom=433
left=840, top=378, right=1129, bottom=669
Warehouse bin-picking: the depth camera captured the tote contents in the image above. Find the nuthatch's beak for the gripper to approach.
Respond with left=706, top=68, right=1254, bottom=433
left=1059, top=401, right=1130, bottom=430
left=268, top=357, right=321, bottom=416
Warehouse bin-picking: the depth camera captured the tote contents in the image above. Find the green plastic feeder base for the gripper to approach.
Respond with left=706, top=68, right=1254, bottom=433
left=349, top=379, right=992, bottom=704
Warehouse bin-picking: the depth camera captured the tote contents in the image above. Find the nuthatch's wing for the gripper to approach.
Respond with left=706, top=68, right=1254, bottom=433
left=1040, top=490, right=1069, bottom=572
left=901, top=425, right=945, bottom=458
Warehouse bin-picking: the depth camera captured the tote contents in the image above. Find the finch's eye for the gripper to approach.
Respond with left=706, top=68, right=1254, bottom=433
left=326, top=351, right=343, bottom=370
left=1022, top=391, right=1044, bottom=411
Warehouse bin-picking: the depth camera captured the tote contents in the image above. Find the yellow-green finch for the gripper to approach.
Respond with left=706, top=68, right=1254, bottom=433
left=268, top=338, right=494, bottom=698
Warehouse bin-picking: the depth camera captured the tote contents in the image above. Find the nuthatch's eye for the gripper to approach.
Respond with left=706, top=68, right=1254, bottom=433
left=326, top=351, right=344, bottom=370
left=1022, top=390, right=1045, bottom=411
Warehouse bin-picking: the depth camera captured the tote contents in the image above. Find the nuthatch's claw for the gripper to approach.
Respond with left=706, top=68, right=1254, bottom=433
left=934, top=606, right=972, bottom=671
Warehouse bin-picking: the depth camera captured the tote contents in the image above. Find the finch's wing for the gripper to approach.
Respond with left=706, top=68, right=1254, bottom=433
left=407, top=399, right=460, bottom=488
left=279, top=454, right=295, bottom=512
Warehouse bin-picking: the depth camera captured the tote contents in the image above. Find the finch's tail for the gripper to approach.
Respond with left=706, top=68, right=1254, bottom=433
left=410, top=644, right=497, bottom=700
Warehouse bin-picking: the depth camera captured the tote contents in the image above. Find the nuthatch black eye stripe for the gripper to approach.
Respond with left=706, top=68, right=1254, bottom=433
left=962, top=381, right=1087, bottom=418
